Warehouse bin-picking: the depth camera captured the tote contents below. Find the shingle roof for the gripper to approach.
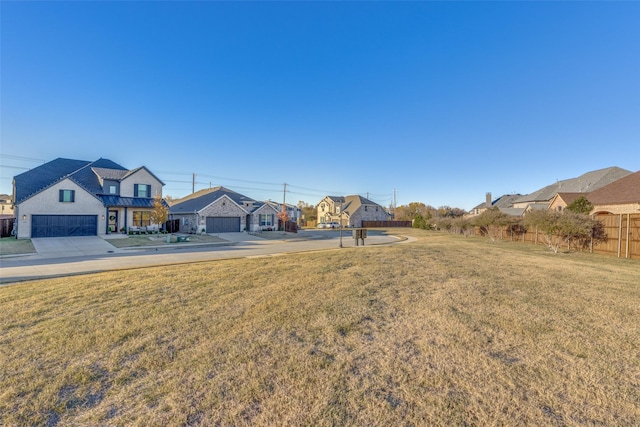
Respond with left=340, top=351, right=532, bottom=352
left=92, top=167, right=129, bottom=180
left=499, top=207, right=526, bottom=217
left=340, top=195, right=385, bottom=215
left=14, top=158, right=93, bottom=204
left=513, top=167, right=632, bottom=204
left=587, top=170, right=640, bottom=205
left=13, top=157, right=148, bottom=204
left=472, top=194, right=522, bottom=210
left=169, top=186, right=256, bottom=214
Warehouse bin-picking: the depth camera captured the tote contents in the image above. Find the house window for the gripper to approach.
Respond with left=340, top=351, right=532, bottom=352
left=134, top=184, right=151, bottom=198
left=132, top=211, right=151, bottom=227
left=109, top=185, right=117, bottom=194
left=321, top=204, right=325, bottom=212
left=59, top=189, right=75, bottom=203
left=259, top=214, right=273, bottom=226
left=364, top=206, right=368, bottom=211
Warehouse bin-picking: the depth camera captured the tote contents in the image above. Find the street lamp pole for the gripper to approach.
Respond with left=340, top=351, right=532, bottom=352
left=339, top=206, right=344, bottom=248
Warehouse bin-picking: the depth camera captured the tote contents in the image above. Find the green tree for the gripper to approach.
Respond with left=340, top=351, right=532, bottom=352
left=565, top=196, right=593, bottom=215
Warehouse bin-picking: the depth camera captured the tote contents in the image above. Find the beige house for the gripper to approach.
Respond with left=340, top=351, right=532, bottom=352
left=317, top=195, right=389, bottom=227
left=0, top=194, right=14, bottom=216
left=588, top=170, right=640, bottom=215
left=547, top=192, right=585, bottom=212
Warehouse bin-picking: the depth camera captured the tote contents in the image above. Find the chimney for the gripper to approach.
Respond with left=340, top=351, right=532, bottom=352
left=486, top=192, right=492, bottom=208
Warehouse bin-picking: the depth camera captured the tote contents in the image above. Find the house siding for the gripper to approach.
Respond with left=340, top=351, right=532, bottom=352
left=15, top=178, right=105, bottom=239
left=250, top=204, right=280, bottom=231
left=120, top=169, right=163, bottom=198
left=199, top=197, right=248, bottom=232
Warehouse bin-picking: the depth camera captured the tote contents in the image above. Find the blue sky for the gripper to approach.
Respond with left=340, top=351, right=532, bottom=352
left=1, top=1, right=638, bottom=210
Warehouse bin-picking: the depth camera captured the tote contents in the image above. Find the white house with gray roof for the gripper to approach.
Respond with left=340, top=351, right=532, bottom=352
left=12, top=157, right=165, bottom=239
left=169, top=186, right=280, bottom=233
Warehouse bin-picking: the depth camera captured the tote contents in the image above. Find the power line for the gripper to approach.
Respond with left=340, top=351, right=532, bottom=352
left=0, top=154, right=45, bottom=163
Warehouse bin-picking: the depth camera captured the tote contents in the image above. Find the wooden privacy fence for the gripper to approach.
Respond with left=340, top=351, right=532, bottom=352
left=0, top=218, right=14, bottom=238
left=472, top=213, right=640, bottom=260
left=362, top=220, right=413, bottom=228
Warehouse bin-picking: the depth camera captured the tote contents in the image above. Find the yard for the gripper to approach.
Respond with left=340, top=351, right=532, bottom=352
left=0, top=230, right=638, bottom=425
left=0, top=237, right=35, bottom=256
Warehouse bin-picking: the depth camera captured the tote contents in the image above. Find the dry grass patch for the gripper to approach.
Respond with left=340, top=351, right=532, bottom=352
left=1, top=230, right=639, bottom=425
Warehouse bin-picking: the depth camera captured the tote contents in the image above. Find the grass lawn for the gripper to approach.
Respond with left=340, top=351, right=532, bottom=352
left=1, top=230, right=638, bottom=425
left=0, top=237, right=35, bottom=256
left=106, top=234, right=227, bottom=248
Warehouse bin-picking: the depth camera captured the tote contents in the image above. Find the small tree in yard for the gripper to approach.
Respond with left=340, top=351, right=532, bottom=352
left=277, top=205, right=289, bottom=231
left=150, top=194, right=168, bottom=233
left=474, top=207, right=510, bottom=242
left=524, top=209, right=605, bottom=254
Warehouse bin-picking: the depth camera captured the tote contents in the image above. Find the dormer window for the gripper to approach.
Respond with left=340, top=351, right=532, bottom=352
left=109, top=185, right=117, bottom=194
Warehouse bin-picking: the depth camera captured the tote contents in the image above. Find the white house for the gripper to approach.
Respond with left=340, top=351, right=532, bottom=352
left=13, top=158, right=165, bottom=239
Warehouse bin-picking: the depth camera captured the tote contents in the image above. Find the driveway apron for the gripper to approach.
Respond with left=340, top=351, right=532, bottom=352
left=31, top=236, right=122, bottom=258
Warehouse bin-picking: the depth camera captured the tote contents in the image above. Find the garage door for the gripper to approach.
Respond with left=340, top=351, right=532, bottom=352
left=31, top=215, right=98, bottom=238
left=206, top=217, right=240, bottom=233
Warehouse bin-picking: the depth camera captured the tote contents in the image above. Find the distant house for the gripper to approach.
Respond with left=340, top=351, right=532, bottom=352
left=264, top=201, right=303, bottom=225
left=466, top=193, right=523, bottom=218
left=511, top=167, right=631, bottom=209
left=169, top=186, right=280, bottom=233
left=0, top=194, right=14, bottom=216
left=588, top=170, right=640, bottom=215
left=547, top=192, right=586, bottom=213
left=13, top=158, right=165, bottom=239
left=317, top=195, right=389, bottom=227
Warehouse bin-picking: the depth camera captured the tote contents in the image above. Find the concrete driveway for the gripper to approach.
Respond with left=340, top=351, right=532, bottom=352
left=31, top=236, right=124, bottom=258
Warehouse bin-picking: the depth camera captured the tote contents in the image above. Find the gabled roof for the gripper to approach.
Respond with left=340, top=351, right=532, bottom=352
left=13, top=157, right=164, bottom=204
left=472, top=194, right=522, bottom=210
left=587, top=170, right=640, bottom=205
left=513, top=167, right=632, bottom=204
left=340, top=195, right=386, bottom=215
left=121, top=166, right=166, bottom=185
left=553, top=192, right=585, bottom=206
left=499, top=207, right=526, bottom=217
left=169, top=186, right=256, bottom=214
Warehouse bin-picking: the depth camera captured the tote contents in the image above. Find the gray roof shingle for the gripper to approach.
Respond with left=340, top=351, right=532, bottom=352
left=169, top=186, right=257, bottom=214
left=513, top=167, right=632, bottom=205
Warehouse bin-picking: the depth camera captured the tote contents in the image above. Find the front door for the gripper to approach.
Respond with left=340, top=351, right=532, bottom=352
left=108, top=210, right=118, bottom=233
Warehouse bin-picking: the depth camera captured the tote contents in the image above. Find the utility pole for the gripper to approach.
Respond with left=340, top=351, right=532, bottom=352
left=282, top=183, right=287, bottom=234
left=192, top=173, right=196, bottom=194
left=393, top=188, right=397, bottom=215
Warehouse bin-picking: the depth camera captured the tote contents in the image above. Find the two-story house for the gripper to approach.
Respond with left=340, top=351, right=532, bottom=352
left=13, top=158, right=164, bottom=239
left=317, top=195, right=389, bottom=228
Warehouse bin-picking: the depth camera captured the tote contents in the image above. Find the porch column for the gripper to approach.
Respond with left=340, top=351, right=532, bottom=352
left=124, top=207, right=128, bottom=231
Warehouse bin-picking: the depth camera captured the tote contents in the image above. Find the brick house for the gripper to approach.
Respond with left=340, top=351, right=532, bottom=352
left=169, top=186, right=280, bottom=233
